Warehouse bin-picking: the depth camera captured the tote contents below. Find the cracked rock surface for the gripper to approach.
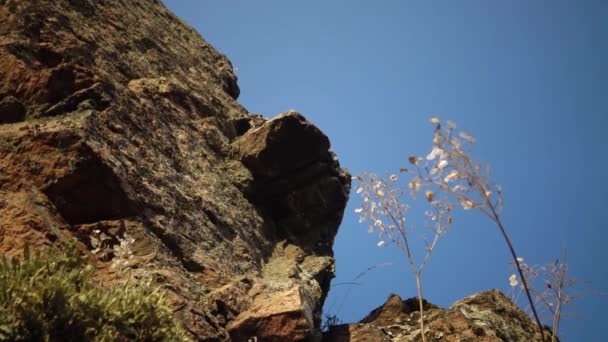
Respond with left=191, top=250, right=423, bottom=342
left=0, top=1, right=349, bottom=340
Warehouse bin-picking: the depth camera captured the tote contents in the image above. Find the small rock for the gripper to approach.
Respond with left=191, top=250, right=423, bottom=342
left=227, top=286, right=314, bottom=342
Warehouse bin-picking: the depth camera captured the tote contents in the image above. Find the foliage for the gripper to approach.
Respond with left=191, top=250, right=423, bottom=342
left=0, top=242, right=189, bottom=342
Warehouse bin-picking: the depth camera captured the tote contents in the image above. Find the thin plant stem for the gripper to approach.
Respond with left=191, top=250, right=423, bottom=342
left=460, top=147, right=546, bottom=341
left=551, top=249, right=567, bottom=342
left=415, top=271, right=427, bottom=342
left=552, top=291, right=561, bottom=342
left=487, top=202, right=546, bottom=341
left=361, top=175, right=434, bottom=342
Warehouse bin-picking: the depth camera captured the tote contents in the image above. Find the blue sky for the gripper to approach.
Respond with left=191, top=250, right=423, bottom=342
left=163, top=1, right=607, bottom=340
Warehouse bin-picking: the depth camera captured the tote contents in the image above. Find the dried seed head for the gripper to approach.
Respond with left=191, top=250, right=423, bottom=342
left=509, top=274, right=519, bottom=287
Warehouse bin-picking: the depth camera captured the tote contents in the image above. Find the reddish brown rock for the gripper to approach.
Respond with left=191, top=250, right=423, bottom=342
left=325, top=324, right=392, bottom=342
left=227, top=286, right=315, bottom=342
left=0, top=1, right=349, bottom=340
left=235, top=110, right=350, bottom=256
left=236, top=111, right=331, bottom=180
left=323, top=290, right=553, bottom=342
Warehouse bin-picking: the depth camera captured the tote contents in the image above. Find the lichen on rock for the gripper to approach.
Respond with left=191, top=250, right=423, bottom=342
left=0, top=0, right=349, bottom=340
left=323, top=290, right=551, bottom=342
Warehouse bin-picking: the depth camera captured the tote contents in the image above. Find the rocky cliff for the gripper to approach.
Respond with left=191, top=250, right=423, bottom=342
left=0, top=1, right=554, bottom=341
left=0, top=0, right=349, bottom=340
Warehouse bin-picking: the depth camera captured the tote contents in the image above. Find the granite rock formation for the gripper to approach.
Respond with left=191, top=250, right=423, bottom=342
left=0, top=0, right=349, bottom=340
left=323, top=290, right=552, bottom=342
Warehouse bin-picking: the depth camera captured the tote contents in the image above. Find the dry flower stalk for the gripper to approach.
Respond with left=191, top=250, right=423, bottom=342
left=353, top=116, right=550, bottom=341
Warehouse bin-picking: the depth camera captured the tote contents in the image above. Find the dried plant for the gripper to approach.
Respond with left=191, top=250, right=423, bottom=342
left=410, top=116, right=545, bottom=339
left=90, top=230, right=136, bottom=273
left=109, top=234, right=136, bottom=273
left=321, top=313, right=343, bottom=333
left=508, top=250, right=583, bottom=341
left=353, top=168, right=453, bottom=341
left=354, top=116, right=549, bottom=341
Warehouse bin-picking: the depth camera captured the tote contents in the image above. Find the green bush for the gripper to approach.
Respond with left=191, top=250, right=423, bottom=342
left=0, top=242, right=189, bottom=341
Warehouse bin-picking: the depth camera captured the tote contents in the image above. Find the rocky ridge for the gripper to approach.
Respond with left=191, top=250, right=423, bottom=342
left=323, top=290, right=549, bottom=342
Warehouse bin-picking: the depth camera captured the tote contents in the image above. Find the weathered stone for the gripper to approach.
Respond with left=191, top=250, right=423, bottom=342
left=360, top=294, right=439, bottom=327
left=228, top=286, right=315, bottom=342
left=235, top=110, right=350, bottom=255
left=0, top=1, right=349, bottom=340
left=235, top=110, right=331, bottom=180
left=325, top=324, right=392, bottom=342
left=208, top=277, right=254, bottom=324
left=324, top=290, right=554, bottom=342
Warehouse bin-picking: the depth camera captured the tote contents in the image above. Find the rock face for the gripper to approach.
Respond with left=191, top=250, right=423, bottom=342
left=323, top=290, right=552, bottom=342
left=0, top=1, right=349, bottom=340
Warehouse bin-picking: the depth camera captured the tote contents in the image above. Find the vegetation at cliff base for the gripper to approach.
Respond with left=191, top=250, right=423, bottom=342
left=0, top=242, right=189, bottom=341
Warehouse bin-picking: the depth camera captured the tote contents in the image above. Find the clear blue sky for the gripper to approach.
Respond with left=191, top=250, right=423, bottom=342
left=163, top=1, right=607, bottom=340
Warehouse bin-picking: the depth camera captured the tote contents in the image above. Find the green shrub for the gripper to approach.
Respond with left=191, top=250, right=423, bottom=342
left=0, top=242, right=189, bottom=341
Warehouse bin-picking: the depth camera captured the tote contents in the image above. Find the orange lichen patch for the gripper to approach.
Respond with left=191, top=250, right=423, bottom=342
left=128, top=77, right=173, bottom=94
left=0, top=55, right=44, bottom=101
left=0, top=189, right=65, bottom=258
left=0, top=128, right=80, bottom=192
left=0, top=49, right=95, bottom=102
left=428, top=311, right=499, bottom=342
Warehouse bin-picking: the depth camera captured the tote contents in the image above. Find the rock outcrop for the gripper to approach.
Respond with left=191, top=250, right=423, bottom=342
left=323, top=290, right=552, bottom=342
left=0, top=1, right=349, bottom=340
